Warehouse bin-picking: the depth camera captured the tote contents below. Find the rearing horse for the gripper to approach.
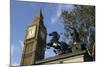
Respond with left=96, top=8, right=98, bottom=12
left=46, top=32, right=71, bottom=54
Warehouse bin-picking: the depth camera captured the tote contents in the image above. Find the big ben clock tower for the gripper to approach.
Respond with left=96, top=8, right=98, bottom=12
left=20, top=10, right=47, bottom=66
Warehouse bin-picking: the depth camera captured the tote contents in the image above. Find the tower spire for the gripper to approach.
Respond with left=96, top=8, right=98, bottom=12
left=35, top=9, right=43, bottom=19
left=29, top=9, right=43, bottom=26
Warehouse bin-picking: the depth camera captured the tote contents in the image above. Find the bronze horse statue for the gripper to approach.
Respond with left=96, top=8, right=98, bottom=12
left=46, top=32, right=71, bottom=55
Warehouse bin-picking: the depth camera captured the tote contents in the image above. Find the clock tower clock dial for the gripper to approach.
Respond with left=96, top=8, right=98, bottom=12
left=26, top=26, right=36, bottom=39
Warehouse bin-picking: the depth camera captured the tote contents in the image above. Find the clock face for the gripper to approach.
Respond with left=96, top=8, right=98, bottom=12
left=26, top=26, right=36, bottom=39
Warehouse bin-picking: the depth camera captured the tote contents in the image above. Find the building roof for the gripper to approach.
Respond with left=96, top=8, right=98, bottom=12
left=35, top=50, right=86, bottom=64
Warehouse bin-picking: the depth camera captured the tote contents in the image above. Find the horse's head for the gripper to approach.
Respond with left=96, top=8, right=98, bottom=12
left=49, top=32, right=58, bottom=36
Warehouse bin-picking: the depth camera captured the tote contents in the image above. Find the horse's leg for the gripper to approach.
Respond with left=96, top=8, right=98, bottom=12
left=53, top=49, right=57, bottom=54
left=46, top=43, right=52, bottom=49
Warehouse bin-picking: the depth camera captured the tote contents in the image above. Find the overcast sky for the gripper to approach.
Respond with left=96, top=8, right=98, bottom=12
left=11, top=0, right=74, bottom=66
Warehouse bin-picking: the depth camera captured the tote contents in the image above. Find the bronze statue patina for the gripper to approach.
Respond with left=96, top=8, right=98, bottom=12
left=46, top=31, right=71, bottom=55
